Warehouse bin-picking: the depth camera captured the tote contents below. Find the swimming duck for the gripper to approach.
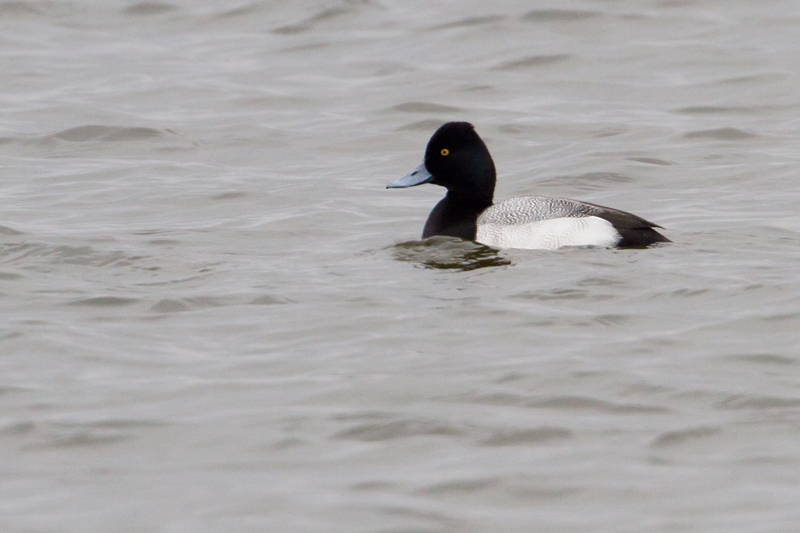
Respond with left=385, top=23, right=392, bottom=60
left=387, top=121, right=669, bottom=249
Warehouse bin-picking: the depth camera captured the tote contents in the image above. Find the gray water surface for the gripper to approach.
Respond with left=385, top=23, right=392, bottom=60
left=2, top=1, right=800, bottom=532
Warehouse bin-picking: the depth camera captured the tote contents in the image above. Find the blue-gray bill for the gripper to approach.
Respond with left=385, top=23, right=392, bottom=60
left=386, top=162, right=433, bottom=188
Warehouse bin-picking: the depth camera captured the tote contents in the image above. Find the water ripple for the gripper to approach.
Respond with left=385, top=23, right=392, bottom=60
left=430, top=16, right=506, bottom=30
left=716, top=395, right=800, bottom=410
left=391, top=102, right=465, bottom=114
left=67, top=296, right=140, bottom=307
left=479, top=427, right=573, bottom=446
left=335, top=418, right=463, bottom=442
left=122, top=2, right=177, bottom=16
left=51, top=125, right=164, bottom=142
left=392, top=237, right=511, bottom=271
left=522, top=9, right=599, bottom=22
left=651, top=426, right=721, bottom=448
left=492, top=54, right=570, bottom=71
left=683, top=128, right=757, bottom=140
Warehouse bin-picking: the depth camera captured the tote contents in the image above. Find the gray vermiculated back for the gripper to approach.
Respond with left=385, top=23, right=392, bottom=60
left=477, top=196, right=603, bottom=225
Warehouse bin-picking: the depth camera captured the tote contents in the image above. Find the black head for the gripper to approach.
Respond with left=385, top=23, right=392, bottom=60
left=386, top=122, right=498, bottom=240
left=423, top=122, right=496, bottom=204
left=387, top=122, right=497, bottom=206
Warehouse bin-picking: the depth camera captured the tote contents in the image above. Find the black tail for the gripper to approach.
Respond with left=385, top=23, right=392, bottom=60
left=616, top=227, right=671, bottom=248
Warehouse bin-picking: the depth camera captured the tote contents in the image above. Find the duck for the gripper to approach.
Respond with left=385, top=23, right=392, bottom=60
left=387, top=121, right=670, bottom=249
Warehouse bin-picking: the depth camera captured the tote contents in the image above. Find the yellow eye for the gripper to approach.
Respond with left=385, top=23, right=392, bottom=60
left=440, top=148, right=450, bottom=156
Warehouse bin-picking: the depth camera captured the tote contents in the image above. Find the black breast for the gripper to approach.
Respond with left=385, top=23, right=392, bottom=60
left=421, top=195, right=486, bottom=240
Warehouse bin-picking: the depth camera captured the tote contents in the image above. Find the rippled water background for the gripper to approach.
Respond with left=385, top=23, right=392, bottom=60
left=2, top=1, right=800, bottom=531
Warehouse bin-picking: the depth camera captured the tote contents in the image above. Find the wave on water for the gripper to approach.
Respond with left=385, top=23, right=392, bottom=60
left=50, top=125, right=165, bottom=142
left=391, top=102, right=465, bottom=114
left=492, top=54, right=571, bottom=71
left=122, top=2, right=178, bottom=16
left=682, top=128, right=757, bottom=140
left=521, top=9, right=600, bottom=22
left=391, top=237, right=511, bottom=271
left=533, top=171, right=636, bottom=193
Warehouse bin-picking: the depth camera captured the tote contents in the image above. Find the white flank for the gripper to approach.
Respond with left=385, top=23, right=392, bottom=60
left=476, top=216, right=621, bottom=250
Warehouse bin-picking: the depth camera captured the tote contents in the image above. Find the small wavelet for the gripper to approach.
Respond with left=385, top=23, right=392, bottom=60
left=306, top=5, right=353, bottom=23
left=418, top=477, right=500, bottom=494
left=512, top=288, right=591, bottom=301
left=510, top=485, right=579, bottom=500
left=371, top=504, right=450, bottom=528
left=0, top=421, right=36, bottom=436
left=479, top=426, right=573, bottom=446
left=348, top=60, right=414, bottom=77
left=210, top=4, right=261, bottom=20
left=67, top=296, right=140, bottom=307
left=534, top=171, right=635, bottom=192
left=674, top=106, right=741, bottom=115
left=150, top=299, right=191, bottom=313
left=472, top=393, right=668, bottom=413
left=249, top=294, right=292, bottom=305
left=210, top=191, right=248, bottom=201
left=397, top=119, right=448, bottom=131
left=335, top=418, right=464, bottom=442
left=492, top=54, right=570, bottom=71
left=522, top=9, right=599, bottom=22
left=496, top=124, right=537, bottom=135
left=578, top=276, right=628, bottom=288
left=271, top=24, right=307, bottom=35
left=528, top=396, right=668, bottom=413
left=464, top=392, right=670, bottom=414
left=4, top=1, right=76, bottom=20
left=271, top=1, right=375, bottom=34
left=593, top=127, right=628, bottom=138
left=718, top=73, right=787, bottom=85
left=715, top=394, right=800, bottom=410
left=150, top=294, right=289, bottom=313
left=150, top=296, right=230, bottom=313
left=683, top=128, right=756, bottom=140
left=457, top=84, right=494, bottom=92
left=593, top=314, right=630, bottom=326
left=0, top=385, right=27, bottom=397
left=0, top=1, right=41, bottom=16
left=19, top=419, right=166, bottom=450
left=1, top=242, right=146, bottom=268
left=0, top=225, right=23, bottom=235
left=0, top=328, right=25, bottom=340
left=430, top=15, right=506, bottom=30
left=122, top=2, right=177, bottom=16
left=626, top=157, right=674, bottom=166
left=391, top=102, right=464, bottom=114
left=650, top=426, right=720, bottom=448
left=350, top=481, right=395, bottom=492
left=650, top=288, right=710, bottom=300
left=33, top=431, right=131, bottom=449
left=52, top=125, right=163, bottom=142
left=392, top=237, right=511, bottom=271
left=726, top=353, right=796, bottom=366
left=84, top=419, right=168, bottom=429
